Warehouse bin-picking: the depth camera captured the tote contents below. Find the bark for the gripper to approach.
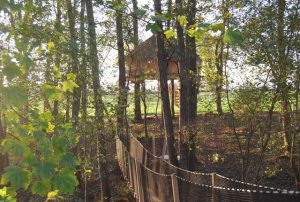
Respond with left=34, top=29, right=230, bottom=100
left=166, top=0, right=173, bottom=29
left=52, top=0, right=62, bottom=116
left=132, top=0, right=142, bottom=121
left=80, top=0, right=88, bottom=122
left=215, top=0, right=229, bottom=116
left=171, top=79, right=175, bottom=118
left=86, top=0, right=111, bottom=200
left=176, top=0, right=189, bottom=129
left=154, top=0, right=179, bottom=166
left=186, top=0, right=197, bottom=170
left=67, top=0, right=81, bottom=126
left=78, top=0, right=88, bottom=195
left=141, top=81, right=148, bottom=137
left=80, top=0, right=87, bottom=121
left=116, top=0, right=127, bottom=134
left=0, top=76, right=8, bottom=175
left=277, top=0, right=292, bottom=153
left=215, top=40, right=223, bottom=115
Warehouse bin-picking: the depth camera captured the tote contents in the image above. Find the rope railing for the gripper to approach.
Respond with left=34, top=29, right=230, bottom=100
left=116, top=135, right=300, bottom=202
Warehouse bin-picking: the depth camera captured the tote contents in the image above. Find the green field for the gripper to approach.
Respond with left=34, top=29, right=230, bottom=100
left=102, top=92, right=233, bottom=118
left=102, top=90, right=298, bottom=119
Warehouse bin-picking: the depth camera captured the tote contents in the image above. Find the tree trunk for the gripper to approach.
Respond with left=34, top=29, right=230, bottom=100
left=186, top=0, right=198, bottom=170
left=67, top=0, right=81, bottom=126
left=277, top=0, right=291, bottom=153
left=52, top=0, right=62, bottom=116
left=116, top=0, right=127, bottom=135
left=176, top=0, right=189, bottom=129
left=86, top=0, right=111, bottom=200
left=0, top=76, right=8, bottom=175
left=215, top=40, right=223, bottom=116
left=80, top=0, right=87, bottom=122
left=166, top=0, right=173, bottom=29
left=171, top=79, right=175, bottom=118
left=154, top=0, right=179, bottom=166
left=132, top=0, right=142, bottom=121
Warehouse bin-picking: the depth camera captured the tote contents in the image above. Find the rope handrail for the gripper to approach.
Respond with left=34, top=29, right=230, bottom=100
left=124, top=134, right=300, bottom=194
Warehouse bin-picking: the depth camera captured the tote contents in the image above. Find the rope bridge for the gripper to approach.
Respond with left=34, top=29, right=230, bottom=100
left=116, top=134, right=300, bottom=202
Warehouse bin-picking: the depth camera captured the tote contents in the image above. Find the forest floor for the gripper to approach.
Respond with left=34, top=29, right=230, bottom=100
left=130, top=112, right=298, bottom=190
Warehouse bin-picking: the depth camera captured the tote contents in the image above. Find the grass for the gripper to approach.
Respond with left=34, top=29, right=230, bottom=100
left=102, top=92, right=234, bottom=118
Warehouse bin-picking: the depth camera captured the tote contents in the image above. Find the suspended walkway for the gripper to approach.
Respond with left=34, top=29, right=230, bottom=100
left=116, top=134, right=300, bottom=202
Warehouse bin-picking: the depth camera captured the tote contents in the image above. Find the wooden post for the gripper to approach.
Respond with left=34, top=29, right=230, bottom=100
left=135, top=158, right=145, bottom=202
left=211, top=173, right=215, bottom=202
left=135, top=158, right=141, bottom=201
left=171, top=174, right=180, bottom=202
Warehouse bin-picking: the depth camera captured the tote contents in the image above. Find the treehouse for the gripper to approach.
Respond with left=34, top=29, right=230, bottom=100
left=125, top=35, right=179, bottom=81
left=125, top=35, right=180, bottom=107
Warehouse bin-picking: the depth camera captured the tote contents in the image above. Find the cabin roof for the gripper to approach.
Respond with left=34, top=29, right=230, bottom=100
left=125, top=35, right=179, bottom=64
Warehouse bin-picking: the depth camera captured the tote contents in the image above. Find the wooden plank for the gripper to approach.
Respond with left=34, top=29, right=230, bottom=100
left=171, top=174, right=180, bottom=202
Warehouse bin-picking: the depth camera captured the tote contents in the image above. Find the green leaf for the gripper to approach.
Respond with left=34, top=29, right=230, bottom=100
left=0, top=187, right=16, bottom=202
left=32, top=130, right=46, bottom=139
left=53, top=66, right=62, bottom=79
left=33, top=161, right=55, bottom=180
left=52, top=136, right=68, bottom=153
left=62, top=80, right=79, bottom=93
left=151, top=14, right=167, bottom=22
left=1, top=166, right=31, bottom=190
left=195, top=29, right=206, bottom=39
left=146, top=23, right=162, bottom=34
left=187, top=28, right=196, bottom=37
left=15, top=38, right=29, bottom=52
left=46, top=122, right=55, bottom=133
left=224, top=28, right=243, bottom=45
left=32, top=180, right=51, bottom=196
left=66, top=73, right=76, bottom=80
left=47, top=190, right=62, bottom=201
left=210, top=23, right=224, bottom=32
left=47, top=42, right=55, bottom=51
left=39, top=112, right=53, bottom=122
left=1, top=138, right=29, bottom=156
left=135, top=8, right=146, bottom=18
left=42, top=84, right=62, bottom=101
left=177, top=15, right=188, bottom=27
left=1, top=85, right=28, bottom=107
left=1, top=53, right=21, bottom=81
left=52, top=170, right=78, bottom=194
left=164, top=29, right=176, bottom=39
left=60, top=154, right=78, bottom=170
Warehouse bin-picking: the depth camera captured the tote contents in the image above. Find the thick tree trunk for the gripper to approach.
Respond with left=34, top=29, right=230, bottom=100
left=186, top=0, right=198, bottom=170
left=116, top=0, right=127, bottom=134
left=86, top=0, right=111, bottom=200
left=67, top=0, right=81, bottom=126
left=154, top=0, right=179, bottom=166
left=132, top=0, right=142, bottom=121
left=176, top=0, right=189, bottom=129
left=80, top=0, right=87, bottom=121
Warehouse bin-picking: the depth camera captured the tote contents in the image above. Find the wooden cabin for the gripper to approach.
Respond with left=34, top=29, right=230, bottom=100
left=125, top=36, right=180, bottom=81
